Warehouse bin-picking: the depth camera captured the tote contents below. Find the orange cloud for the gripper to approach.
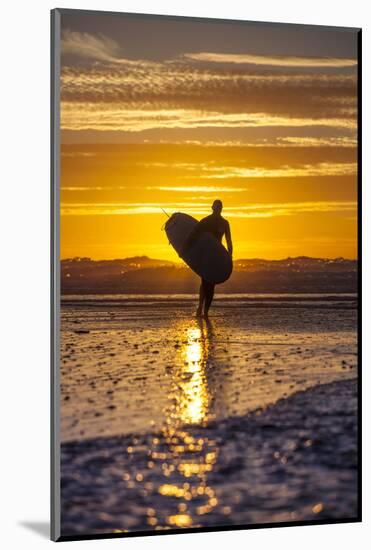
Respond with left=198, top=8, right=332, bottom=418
left=183, top=51, right=357, bottom=68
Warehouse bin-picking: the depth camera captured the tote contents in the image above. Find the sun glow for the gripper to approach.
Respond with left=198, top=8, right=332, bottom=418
left=60, top=20, right=358, bottom=262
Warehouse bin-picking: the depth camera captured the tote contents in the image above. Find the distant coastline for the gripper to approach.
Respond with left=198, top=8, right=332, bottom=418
left=61, top=256, right=357, bottom=295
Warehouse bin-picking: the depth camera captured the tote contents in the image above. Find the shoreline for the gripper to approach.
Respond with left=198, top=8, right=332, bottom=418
left=60, top=300, right=357, bottom=442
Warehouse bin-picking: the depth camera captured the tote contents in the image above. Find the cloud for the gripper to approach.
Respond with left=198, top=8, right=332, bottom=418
left=140, top=160, right=356, bottom=178
left=61, top=64, right=356, bottom=119
left=146, top=186, right=246, bottom=192
left=271, top=136, right=357, bottom=148
left=80, top=137, right=355, bottom=148
left=60, top=104, right=356, bottom=132
left=192, top=162, right=357, bottom=179
left=61, top=186, right=127, bottom=191
left=182, top=52, right=357, bottom=68
left=60, top=32, right=357, bottom=141
left=61, top=30, right=152, bottom=67
left=171, top=137, right=357, bottom=148
left=61, top=151, right=96, bottom=158
left=60, top=64, right=356, bottom=135
left=61, top=30, right=125, bottom=64
left=60, top=200, right=356, bottom=218
left=60, top=31, right=356, bottom=70
left=61, top=185, right=245, bottom=193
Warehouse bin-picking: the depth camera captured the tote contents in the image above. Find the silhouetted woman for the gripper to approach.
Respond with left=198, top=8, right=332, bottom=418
left=182, top=200, right=233, bottom=318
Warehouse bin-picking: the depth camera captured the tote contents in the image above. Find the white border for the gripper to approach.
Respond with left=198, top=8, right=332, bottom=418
left=2, top=1, right=369, bottom=548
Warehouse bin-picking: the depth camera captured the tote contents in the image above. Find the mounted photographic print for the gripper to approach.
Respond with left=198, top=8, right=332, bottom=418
left=51, top=8, right=361, bottom=542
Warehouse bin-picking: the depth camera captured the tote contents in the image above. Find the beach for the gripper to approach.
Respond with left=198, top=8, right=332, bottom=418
left=60, top=294, right=358, bottom=536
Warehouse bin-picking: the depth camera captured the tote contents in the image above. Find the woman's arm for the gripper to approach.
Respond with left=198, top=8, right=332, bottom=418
left=225, top=222, right=233, bottom=258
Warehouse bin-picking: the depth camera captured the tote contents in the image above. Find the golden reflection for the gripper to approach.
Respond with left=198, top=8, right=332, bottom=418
left=144, top=319, right=223, bottom=530
left=167, top=513, right=193, bottom=527
left=178, top=325, right=210, bottom=425
left=168, top=320, right=220, bottom=527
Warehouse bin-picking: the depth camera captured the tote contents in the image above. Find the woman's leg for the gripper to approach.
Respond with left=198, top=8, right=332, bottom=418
left=196, top=279, right=205, bottom=316
left=203, top=280, right=215, bottom=317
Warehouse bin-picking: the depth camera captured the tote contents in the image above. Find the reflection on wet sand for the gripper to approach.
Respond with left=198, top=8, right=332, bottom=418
left=60, top=300, right=358, bottom=535
left=147, top=319, right=223, bottom=529
left=179, top=323, right=210, bottom=424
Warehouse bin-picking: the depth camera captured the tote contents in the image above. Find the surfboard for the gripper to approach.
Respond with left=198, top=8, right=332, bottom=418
left=165, top=212, right=233, bottom=284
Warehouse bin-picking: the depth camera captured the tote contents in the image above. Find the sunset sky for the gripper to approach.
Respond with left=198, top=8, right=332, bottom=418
left=60, top=11, right=358, bottom=261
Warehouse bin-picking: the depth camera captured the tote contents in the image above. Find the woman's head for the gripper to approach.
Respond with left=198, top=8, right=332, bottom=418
left=212, top=199, right=223, bottom=214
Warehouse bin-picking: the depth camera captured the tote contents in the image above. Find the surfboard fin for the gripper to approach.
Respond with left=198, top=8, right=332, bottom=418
left=160, top=207, right=170, bottom=218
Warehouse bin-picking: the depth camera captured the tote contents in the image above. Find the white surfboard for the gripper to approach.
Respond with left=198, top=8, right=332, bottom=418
left=165, top=212, right=233, bottom=284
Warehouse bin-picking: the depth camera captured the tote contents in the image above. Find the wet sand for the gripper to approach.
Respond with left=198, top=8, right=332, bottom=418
left=60, top=294, right=358, bottom=536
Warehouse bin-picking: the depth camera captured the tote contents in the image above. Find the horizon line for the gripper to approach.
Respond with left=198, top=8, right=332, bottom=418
left=61, top=254, right=358, bottom=262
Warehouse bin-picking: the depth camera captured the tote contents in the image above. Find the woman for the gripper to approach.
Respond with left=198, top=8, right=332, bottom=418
left=181, top=199, right=233, bottom=318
